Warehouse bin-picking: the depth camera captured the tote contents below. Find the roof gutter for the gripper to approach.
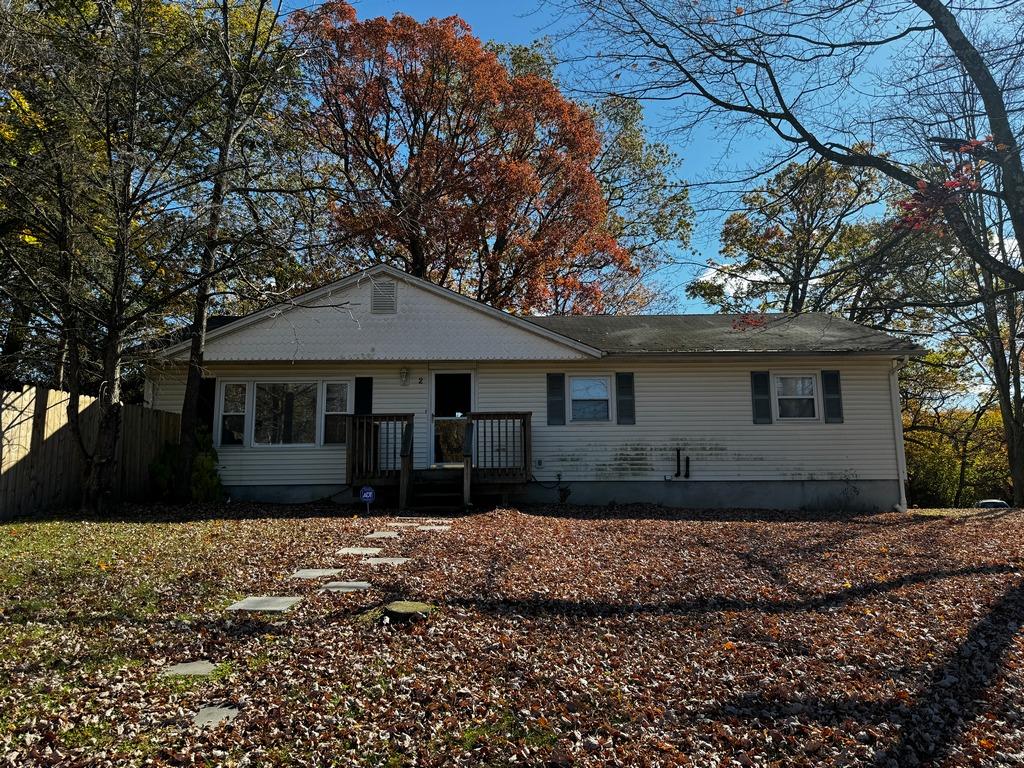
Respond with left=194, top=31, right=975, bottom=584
left=594, top=349, right=926, bottom=360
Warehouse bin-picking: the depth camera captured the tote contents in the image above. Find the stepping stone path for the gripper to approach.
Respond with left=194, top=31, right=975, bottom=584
left=169, top=516, right=452, bottom=732
left=338, top=546, right=382, bottom=556
left=322, top=580, right=372, bottom=593
left=162, top=660, right=217, bottom=677
left=193, top=704, right=239, bottom=728
left=227, top=596, right=301, bottom=613
left=290, top=568, right=341, bottom=579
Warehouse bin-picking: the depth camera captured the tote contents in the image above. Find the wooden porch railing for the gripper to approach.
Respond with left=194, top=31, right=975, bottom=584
left=467, top=411, right=532, bottom=484
left=346, top=411, right=530, bottom=508
left=345, top=413, right=414, bottom=487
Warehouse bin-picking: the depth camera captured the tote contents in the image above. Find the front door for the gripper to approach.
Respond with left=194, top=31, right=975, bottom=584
left=432, top=372, right=472, bottom=465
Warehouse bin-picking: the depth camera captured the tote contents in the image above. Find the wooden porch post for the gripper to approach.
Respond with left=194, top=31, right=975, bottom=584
left=462, top=420, right=474, bottom=508
left=522, top=412, right=532, bottom=483
left=399, top=416, right=413, bottom=510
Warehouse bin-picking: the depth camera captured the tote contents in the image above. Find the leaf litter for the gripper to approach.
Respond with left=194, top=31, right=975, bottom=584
left=1, top=504, right=1022, bottom=767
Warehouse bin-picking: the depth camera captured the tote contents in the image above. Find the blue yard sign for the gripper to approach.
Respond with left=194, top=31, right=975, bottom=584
left=359, top=485, right=376, bottom=514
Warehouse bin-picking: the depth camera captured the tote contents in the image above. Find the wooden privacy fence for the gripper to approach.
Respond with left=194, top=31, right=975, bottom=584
left=1, top=386, right=180, bottom=517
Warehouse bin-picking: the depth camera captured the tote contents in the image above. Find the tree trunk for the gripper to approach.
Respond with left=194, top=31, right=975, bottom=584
left=0, top=296, right=31, bottom=389
left=80, top=333, right=123, bottom=512
left=177, top=23, right=237, bottom=498
left=176, top=171, right=225, bottom=499
left=1008, top=431, right=1024, bottom=507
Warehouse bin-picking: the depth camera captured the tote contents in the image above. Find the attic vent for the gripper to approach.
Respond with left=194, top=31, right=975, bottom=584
left=370, top=280, right=397, bottom=314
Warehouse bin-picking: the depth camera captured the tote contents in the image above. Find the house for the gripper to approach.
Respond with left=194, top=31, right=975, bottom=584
left=147, top=264, right=924, bottom=511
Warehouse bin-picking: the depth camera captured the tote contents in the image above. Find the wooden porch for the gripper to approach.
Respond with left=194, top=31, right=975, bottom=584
left=344, top=411, right=532, bottom=508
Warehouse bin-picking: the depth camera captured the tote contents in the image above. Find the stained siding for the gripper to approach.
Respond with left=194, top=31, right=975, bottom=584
left=476, top=358, right=900, bottom=482
left=146, top=357, right=901, bottom=486
left=194, top=276, right=590, bottom=362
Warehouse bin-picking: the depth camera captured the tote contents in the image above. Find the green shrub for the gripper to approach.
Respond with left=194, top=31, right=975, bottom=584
left=149, top=428, right=223, bottom=503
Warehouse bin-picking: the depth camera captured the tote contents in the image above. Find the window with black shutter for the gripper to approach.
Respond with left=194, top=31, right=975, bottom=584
left=750, top=371, right=772, bottom=424
left=546, top=373, right=565, bottom=425
left=616, top=372, right=635, bottom=425
left=353, top=377, right=373, bottom=415
left=821, top=370, right=844, bottom=423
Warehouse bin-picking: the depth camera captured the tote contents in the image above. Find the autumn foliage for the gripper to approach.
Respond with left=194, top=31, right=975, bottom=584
left=297, top=2, right=632, bottom=314
left=894, top=136, right=1011, bottom=231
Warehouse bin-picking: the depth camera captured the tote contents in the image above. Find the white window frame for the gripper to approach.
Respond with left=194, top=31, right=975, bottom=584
left=250, top=380, right=319, bottom=447
left=772, top=372, right=821, bottom=422
left=320, top=379, right=354, bottom=445
left=217, top=381, right=250, bottom=447
left=216, top=378, right=356, bottom=449
left=568, top=375, right=613, bottom=423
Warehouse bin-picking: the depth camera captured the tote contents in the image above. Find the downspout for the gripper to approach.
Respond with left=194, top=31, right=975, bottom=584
left=889, top=356, right=910, bottom=512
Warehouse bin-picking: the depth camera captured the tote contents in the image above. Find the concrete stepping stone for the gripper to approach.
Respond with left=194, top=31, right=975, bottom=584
left=417, top=525, right=451, bottom=532
left=322, top=580, right=371, bottom=593
left=384, top=600, right=435, bottom=622
left=161, top=660, right=217, bottom=677
left=227, top=596, right=301, bottom=613
left=365, top=530, right=399, bottom=539
left=363, top=557, right=409, bottom=566
left=338, top=546, right=382, bottom=556
left=386, top=522, right=420, bottom=528
left=289, top=568, right=341, bottom=580
left=193, top=703, right=239, bottom=728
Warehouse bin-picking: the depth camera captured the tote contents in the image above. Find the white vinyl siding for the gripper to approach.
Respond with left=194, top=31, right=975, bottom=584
left=194, top=275, right=590, bottom=362
left=477, top=358, right=899, bottom=482
left=145, top=356, right=900, bottom=486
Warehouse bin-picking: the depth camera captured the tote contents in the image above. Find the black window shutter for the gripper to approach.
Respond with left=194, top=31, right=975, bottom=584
left=546, top=373, right=565, bottom=426
left=616, top=372, right=636, bottom=425
left=197, top=377, right=217, bottom=434
left=822, top=370, right=844, bottom=423
left=354, top=377, right=373, bottom=415
left=751, top=371, right=772, bottom=424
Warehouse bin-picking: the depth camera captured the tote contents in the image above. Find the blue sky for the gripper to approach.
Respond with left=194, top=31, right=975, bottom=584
left=351, top=0, right=759, bottom=311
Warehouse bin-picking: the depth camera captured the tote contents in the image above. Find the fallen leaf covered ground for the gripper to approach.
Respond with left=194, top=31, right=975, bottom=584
left=1, top=504, right=1023, bottom=767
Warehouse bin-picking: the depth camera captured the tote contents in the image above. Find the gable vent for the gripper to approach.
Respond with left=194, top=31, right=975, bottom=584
left=370, top=280, right=397, bottom=314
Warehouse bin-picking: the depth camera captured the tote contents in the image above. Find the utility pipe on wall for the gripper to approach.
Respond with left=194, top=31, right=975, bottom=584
left=889, top=356, right=910, bottom=512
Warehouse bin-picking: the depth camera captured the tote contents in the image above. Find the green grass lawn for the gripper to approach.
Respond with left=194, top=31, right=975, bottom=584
left=1, top=504, right=1023, bottom=767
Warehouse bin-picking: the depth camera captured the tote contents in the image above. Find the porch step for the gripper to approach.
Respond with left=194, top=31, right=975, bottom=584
left=409, top=467, right=465, bottom=510
left=414, top=468, right=463, bottom=483
left=408, top=504, right=468, bottom=513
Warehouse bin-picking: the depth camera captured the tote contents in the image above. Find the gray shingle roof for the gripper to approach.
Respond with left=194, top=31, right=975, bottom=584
left=527, top=313, right=923, bottom=356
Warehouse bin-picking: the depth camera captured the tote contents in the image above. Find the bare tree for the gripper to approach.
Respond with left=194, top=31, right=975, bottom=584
left=553, top=0, right=1024, bottom=287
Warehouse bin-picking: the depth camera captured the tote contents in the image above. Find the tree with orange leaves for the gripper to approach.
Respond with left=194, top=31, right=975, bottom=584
left=297, top=2, right=634, bottom=314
